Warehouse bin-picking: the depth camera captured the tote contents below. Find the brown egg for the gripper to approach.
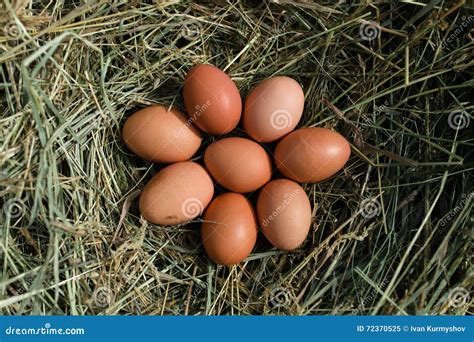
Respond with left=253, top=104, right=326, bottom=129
left=122, top=105, right=201, bottom=163
left=139, top=162, right=214, bottom=225
left=201, top=193, right=257, bottom=265
left=257, top=179, right=312, bottom=250
left=243, top=76, right=304, bottom=142
left=204, top=137, right=272, bottom=193
left=274, top=127, right=350, bottom=183
left=183, top=64, right=241, bottom=134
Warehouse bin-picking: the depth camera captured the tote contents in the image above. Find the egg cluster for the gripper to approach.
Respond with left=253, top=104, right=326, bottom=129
left=122, top=64, right=350, bottom=266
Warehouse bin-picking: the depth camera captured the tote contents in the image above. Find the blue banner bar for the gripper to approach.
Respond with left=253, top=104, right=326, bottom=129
left=0, top=316, right=472, bottom=341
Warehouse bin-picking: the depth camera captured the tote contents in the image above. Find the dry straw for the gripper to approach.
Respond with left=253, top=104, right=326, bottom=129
left=0, top=0, right=472, bottom=315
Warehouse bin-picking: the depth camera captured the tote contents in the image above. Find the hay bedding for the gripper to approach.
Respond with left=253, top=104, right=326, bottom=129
left=0, top=1, right=472, bottom=315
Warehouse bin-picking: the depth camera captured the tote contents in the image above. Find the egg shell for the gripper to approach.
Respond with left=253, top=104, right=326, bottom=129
left=257, top=179, right=312, bottom=250
left=122, top=105, right=201, bottom=163
left=183, top=64, right=242, bottom=134
left=204, top=137, right=272, bottom=193
left=139, top=162, right=214, bottom=225
left=243, top=76, right=304, bottom=142
left=274, top=127, right=350, bottom=183
left=201, top=193, right=257, bottom=265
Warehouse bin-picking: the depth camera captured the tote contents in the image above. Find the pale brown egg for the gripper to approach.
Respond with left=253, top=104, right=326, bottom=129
left=183, top=64, right=241, bottom=134
left=257, top=179, right=312, bottom=250
left=139, top=162, right=214, bottom=225
left=122, top=105, right=201, bottom=163
left=201, top=193, right=257, bottom=265
left=204, top=137, right=272, bottom=193
left=243, top=76, right=304, bottom=142
left=274, top=127, right=350, bottom=183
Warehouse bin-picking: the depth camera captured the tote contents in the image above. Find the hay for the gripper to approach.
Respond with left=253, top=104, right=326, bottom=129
left=0, top=0, right=472, bottom=315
